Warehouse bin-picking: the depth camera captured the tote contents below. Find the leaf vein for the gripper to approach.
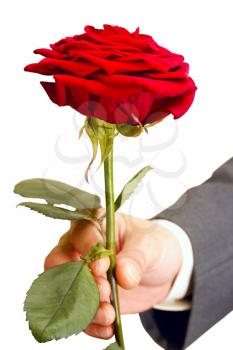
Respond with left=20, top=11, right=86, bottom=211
left=39, top=261, right=85, bottom=338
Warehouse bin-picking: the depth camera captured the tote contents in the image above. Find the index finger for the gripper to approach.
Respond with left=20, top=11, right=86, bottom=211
left=69, top=216, right=110, bottom=276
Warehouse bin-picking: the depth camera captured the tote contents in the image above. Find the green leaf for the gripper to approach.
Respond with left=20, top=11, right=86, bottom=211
left=18, top=202, right=94, bottom=221
left=24, top=261, right=99, bottom=342
left=114, top=166, right=153, bottom=211
left=14, top=178, right=101, bottom=209
left=103, top=342, right=121, bottom=350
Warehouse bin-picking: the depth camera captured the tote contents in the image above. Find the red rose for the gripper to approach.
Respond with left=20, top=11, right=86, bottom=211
left=25, top=25, right=197, bottom=125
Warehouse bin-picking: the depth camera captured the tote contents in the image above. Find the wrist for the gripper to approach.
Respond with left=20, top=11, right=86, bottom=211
left=153, top=219, right=194, bottom=311
left=160, top=223, right=183, bottom=284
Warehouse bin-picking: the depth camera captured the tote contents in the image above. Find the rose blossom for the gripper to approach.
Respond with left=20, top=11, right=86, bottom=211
left=25, top=25, right=197, bottom=125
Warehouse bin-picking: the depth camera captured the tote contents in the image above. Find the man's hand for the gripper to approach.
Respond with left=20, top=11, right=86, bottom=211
left=44, top=209, right=182, bottom=340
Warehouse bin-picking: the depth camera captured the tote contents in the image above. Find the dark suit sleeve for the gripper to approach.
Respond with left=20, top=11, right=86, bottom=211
left=139, top=157, right=233, bottom=349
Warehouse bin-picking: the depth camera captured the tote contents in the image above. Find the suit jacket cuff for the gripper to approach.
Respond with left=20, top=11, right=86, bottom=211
left=152, top=219, right=193, bottom=311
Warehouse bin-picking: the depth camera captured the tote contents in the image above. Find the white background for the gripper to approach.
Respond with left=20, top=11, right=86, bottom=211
left=1, top=0, right=233, bottom=349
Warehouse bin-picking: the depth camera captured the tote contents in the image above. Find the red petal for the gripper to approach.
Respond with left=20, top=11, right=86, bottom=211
left=24, top=62, right=54, bottom=75
left=53, top=36, right=143, bottom=54
left=84, top=25, right=156, bottom=51
left=41, top=81, right=66, bottom=106
left=25, top=58, right=99, bottom=77
left=144, top=63, right=190, bottom=79
left=166, top=87, right=197, bottom=118
left=112, top=91, right=156, bottom=123
left=34, top=48, right=68, bottom=59
left=99, top=74, right=195, bottom=97
left=54, top=74, right=137, bottom=99
left=78, top=51, right=154, bottom=74
left=145, top=86, right=197, bottom=123
left=40, top=79, right=115, bottom=123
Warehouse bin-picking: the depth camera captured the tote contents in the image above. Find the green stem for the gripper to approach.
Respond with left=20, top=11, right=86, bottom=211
left=104, top=146, right=125, bottom=350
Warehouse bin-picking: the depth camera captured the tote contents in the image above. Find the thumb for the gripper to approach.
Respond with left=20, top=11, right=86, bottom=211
left=116, top=251, right=145, bottom=289
left=115, top=230, right=161, bottom=289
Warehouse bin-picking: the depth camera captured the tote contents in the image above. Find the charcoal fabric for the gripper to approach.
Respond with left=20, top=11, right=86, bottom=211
left=140, top=157, right=233, bottom=349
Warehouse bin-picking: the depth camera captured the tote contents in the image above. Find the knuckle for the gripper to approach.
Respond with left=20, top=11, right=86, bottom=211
left=101, top=303, right=115, bottom=326
left=84, top=324, right=113, bottom=340
left=96, top=278, right=110, bottom=301
left=91, top=257, right=110, bottom=276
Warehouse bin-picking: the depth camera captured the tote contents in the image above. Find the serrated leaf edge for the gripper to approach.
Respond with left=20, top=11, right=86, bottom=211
left=114, top=165, right=153, bottom=211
